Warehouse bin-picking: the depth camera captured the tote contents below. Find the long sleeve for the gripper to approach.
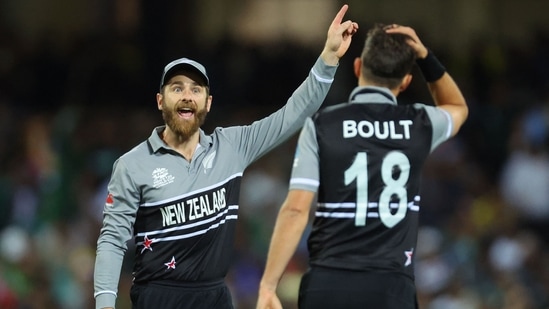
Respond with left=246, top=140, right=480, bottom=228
left=94, top=158, right=139, bottom=309
left=222, top=57, right=337, bottom=166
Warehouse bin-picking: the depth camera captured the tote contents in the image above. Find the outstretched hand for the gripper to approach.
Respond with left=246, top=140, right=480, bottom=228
left=385, top=24, right=428, bottom=59
left=321, top=4, right=359, bottom=65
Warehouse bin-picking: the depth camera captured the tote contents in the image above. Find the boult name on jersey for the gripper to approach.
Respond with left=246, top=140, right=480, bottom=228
left=343, top=119, right=413, bottom=140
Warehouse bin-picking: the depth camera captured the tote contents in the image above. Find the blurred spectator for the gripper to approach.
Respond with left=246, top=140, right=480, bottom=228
left=499, top=104, right=549, bottom=243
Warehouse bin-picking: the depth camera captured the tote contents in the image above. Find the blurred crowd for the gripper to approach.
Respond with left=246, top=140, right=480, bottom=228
left=1, top=2, right=549, bottom=309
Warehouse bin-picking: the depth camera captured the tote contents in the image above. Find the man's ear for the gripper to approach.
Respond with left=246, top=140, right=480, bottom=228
left=353, top=57, right=362, bottom=79
left=399, top=74, right=413, bottom=93
left=206, top=95, right=213, bottom=112
left=156, top=93, right=163, bottom=110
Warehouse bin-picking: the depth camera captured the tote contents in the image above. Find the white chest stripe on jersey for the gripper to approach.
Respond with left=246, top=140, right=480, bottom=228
left=135, top=205, right=239, bottom=245
left=315, top=197, right=420, bottom=219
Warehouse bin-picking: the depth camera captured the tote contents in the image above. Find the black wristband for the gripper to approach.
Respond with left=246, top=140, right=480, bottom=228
left=416, top=49, right=446, bottom=82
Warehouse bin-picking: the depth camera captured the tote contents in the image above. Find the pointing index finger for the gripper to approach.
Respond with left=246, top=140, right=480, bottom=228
left=332, top=4, right=349, bottom=26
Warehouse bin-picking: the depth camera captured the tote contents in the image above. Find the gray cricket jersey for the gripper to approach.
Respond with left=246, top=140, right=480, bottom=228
left=94, top=57, right=337, bottom=309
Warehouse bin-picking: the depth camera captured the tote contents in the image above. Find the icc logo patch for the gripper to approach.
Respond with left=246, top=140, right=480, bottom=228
left=152, top=168, right=175, bottom=188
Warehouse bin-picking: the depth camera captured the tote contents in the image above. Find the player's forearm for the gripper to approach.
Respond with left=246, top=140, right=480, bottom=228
left=416, top=50, right=468, bottom=135
left=427, top=72, right=466, bottom=108
left=260, top=202, right=309, bottom=291
left=320, top=49, right=340, bottom=67
left=427, top=73, right=468, bottom=135
left=237, top=57, right=335, bottom=165
left=94, top=240, right=126, bottom=309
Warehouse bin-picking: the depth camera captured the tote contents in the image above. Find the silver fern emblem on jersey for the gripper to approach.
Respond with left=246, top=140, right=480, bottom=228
left=202, top=151, right=216, bottom=173
left=152, top=168, right=175, bottom=188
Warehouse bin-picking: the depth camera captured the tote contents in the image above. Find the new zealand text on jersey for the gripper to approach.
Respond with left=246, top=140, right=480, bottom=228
left=343, top=119, right=413, bottom=139
left=160, top=188, right=227, bottom=227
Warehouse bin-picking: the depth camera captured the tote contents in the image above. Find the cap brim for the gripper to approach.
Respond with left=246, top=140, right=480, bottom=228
left=160, top=60, right=210, bottom=91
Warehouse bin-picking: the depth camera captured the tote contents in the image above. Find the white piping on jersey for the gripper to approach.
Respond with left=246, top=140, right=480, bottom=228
left=140, top=172, right=243, bottom=207
left=318, top=202, right=357, bottom=208
left=311, top=68, right=334, bottom=84
left=94, top=290, right=117, bottom=298
left=135, top=205, right=239, bottom=242
left=315, top=198, right=420, bottom=218
left=290, top=177, right=320, bottom=187
left=441, top=108, right=453, bottom=138
left=316, top=212, right=355, bottom=218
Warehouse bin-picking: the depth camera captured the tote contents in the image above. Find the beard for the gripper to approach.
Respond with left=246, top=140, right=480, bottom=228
left=162, top=103, right=208, bottom=141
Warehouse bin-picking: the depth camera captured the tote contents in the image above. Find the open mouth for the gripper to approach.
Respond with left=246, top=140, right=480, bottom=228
left=177, top=107, right=195, bottom=118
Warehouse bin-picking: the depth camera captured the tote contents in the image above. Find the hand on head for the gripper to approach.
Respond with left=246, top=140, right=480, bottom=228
left=385, top=24, right=429, bottom=59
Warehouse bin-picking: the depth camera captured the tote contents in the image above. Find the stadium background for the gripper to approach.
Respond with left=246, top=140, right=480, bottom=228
left=0, top=0, right=548, bottom=308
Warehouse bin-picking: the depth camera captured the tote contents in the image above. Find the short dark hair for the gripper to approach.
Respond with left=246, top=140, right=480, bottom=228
left=361, top=23, right=415, bottom=89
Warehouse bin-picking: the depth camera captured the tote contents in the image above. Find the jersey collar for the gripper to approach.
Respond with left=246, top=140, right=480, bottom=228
left=349, top=86, right=397, bottom=105
left=148, top=126, right=213, bottom=153
left=149, top=126, right=166, bottom=152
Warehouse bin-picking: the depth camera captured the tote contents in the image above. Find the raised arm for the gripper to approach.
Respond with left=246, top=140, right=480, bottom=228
left=230, top=4, right=358, bottom=166
left=386, top=25, right=468, bottom=136
left=320, top=4, right=359, bottom=66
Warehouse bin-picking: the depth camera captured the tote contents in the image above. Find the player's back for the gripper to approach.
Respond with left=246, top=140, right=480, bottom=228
left=308, top=97, right=435, bottom=280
